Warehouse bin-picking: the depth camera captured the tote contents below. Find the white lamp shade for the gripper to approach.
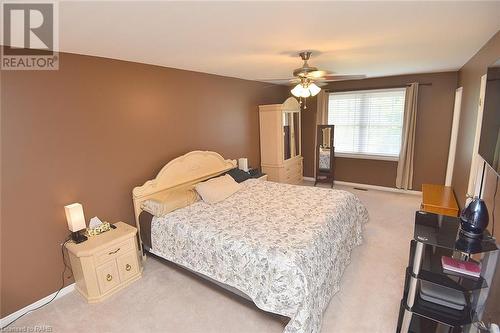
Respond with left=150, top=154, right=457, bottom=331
left=238, top=157, right=249, bottom=172
left=309, top=83, right=321, bottom=96
left=291, top=84, right=303, bottom=97
left=64, top=203, right=86, bottom=232
left=300, top=87, right=311, bottom=98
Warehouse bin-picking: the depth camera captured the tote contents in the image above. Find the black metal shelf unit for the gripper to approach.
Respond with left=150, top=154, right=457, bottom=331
left=396, top=211, right=498, bottom=333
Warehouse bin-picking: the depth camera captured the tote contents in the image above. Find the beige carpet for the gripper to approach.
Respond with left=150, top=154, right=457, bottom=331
left=10, top=182, right=421, bottom=332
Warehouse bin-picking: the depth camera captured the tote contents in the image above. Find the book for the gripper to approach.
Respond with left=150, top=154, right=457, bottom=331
left=441, top=256, right=481, bottom=278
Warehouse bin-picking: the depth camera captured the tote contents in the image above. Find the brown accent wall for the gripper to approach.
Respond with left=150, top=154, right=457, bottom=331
left=452, top=31, right=500, bottom=208
left=0, top=52, right=288, bottom=317
left=302, top=72, right=458, bottom=189
left=451, top=31, right=500, bottom=324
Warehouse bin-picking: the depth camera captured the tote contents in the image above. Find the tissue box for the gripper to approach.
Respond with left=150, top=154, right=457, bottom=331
left=86, top=222, right=111, bottom=237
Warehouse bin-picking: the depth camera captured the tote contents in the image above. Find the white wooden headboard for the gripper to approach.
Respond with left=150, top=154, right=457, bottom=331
left=132, top=151, right=237, bottom=255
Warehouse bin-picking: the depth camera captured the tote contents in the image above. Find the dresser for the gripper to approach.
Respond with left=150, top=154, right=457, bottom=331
left=65, top=222, right=142, bottom=303
left=421, top=184, right=459, bottom=217
left=259, top=97, right=303, bottom=184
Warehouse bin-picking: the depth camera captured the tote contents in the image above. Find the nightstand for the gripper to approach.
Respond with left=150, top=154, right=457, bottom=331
left=65, top=222, right=142, bottom=303
left=248, top=168, right=267, bottom=181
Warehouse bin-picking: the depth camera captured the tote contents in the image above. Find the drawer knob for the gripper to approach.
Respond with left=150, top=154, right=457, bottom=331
left=106, top=274, right=112, bottom=282
left=108, top=248, right=120, bottom=255
left=126, top=264, right=131, bottom=271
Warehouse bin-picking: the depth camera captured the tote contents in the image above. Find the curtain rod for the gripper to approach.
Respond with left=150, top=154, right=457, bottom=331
left=324, top=82, right=432, bottom=93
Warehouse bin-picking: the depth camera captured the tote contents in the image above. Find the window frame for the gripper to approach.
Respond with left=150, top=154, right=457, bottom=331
left=327, top=87, right=406, bottom=161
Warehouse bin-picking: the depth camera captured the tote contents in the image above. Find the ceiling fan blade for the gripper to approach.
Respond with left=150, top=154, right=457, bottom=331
left=257, top=78, right=297, bottom=85
left=318, top=74, right=367, bottom=81
left=306, top=70, right=333, bottom=79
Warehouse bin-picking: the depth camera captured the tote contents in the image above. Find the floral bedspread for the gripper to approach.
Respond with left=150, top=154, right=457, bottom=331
left=150, top=179, right=369, bottom=333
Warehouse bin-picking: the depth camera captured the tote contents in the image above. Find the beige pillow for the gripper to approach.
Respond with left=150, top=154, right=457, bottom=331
left=141, top=199, right=169, bottom=217
left=195, top=174, right=242, bottom=204
left=141, top=188, right=198, bottom=217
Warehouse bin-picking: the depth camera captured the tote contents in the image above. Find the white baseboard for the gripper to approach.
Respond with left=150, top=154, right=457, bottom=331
left=303, top=177, right=421, bottom=196
left=0, top=283, right=75, bottom=328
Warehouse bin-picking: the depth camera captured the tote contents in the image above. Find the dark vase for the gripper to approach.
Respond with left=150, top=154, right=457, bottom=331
left=460, top=198, right=489, bottom=238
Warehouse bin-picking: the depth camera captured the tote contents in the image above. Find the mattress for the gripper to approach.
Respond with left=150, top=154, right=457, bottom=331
left=148, top=179, right=368, bottom=333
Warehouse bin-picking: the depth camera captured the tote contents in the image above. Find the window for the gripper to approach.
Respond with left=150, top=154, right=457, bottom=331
left=328, top=88, right=406, bottom=160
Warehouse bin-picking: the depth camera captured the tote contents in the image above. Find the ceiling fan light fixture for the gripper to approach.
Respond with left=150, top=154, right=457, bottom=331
left=291, top=82, right=320, bottom=99
left=277, top=51, right=364, bottom=104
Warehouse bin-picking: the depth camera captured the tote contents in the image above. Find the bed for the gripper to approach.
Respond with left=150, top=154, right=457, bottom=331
left=132, top=151, right=368, bottom=333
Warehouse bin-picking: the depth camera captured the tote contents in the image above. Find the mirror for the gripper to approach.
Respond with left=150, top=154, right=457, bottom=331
left=283, top=112, right=300, bottom=160
left=319, top=127, right=332, bottom=170
left=315, top=125, right=335, bottom=187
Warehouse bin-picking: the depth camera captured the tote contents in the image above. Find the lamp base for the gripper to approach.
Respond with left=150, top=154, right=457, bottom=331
left=459, top=228, right=483, bottom=239
left=72, top=231, right=87, bottom=244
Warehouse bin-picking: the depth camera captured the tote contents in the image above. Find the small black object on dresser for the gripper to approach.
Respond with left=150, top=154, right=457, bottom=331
left=248, top=168, right=266, bottom=179
left=397, top=211, right=498, bottom=333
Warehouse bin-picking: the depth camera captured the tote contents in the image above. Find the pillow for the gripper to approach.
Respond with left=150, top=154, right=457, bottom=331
left=141, top=188, right=198, bottom=217
left=141, top=199, right=168, bottom=217
left=225, top=168, right=252, bottom=183
left=195, top=174, right=242, bottom=204
left=163, top=187, right=199, bottom=211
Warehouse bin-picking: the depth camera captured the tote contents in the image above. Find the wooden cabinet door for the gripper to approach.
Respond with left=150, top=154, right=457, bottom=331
left=96, top=260, right=120, bottom=294
left=117, top=251, right=139, bottom=282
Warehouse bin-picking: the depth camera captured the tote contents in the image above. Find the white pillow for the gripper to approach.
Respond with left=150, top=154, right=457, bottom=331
left=195, top=174, right=242, bottom=204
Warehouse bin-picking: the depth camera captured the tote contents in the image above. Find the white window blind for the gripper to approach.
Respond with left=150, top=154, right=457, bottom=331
left=328, top=88, right=406, bottom=159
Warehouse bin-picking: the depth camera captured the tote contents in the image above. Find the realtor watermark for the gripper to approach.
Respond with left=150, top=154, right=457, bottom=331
left=1, top=1, right=59, bottom=70
left=1, top=325, right=52, bottom=332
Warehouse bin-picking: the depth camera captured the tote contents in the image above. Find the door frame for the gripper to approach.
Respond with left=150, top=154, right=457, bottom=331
left=445, top=87, right=463, bottom=186
left=467, top=74, right=487, bottom=200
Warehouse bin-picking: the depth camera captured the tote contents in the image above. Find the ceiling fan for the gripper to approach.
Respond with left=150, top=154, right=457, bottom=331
left=268, top=51, right=366, bottom=108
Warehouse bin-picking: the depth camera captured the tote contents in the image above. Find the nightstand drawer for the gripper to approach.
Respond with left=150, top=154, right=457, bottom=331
left=95, top=239, right=134, bottom=266
left=117, top=251, right=139, bottom=282
left=96, top=260, right=120, bottom=294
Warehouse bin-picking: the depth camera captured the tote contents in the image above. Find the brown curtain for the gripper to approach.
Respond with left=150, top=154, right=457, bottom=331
left=396, top=83, right=419, bottom=190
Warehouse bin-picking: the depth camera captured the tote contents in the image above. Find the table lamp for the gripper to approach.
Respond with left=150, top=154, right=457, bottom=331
left=64, top=203, right=88, bottom=243
left=459, top=197, right=489, bottom=239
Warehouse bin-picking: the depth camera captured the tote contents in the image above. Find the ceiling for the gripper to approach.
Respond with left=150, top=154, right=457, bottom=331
left=57, top=1, right=500, bottom=82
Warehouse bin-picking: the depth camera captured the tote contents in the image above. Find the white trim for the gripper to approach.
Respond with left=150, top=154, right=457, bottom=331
left=445, top=87, right=462, bottom=186
left=334, top=180, right=421, bottom=195
left=467, top=74, right=487, bottom=200
left=303, top=177, right=421, bottom=195
left=335, top=152, right=399, bottom=162
left=329, top=87, right=407, bottom=96
left=0, top=283, right=75, bottom=328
